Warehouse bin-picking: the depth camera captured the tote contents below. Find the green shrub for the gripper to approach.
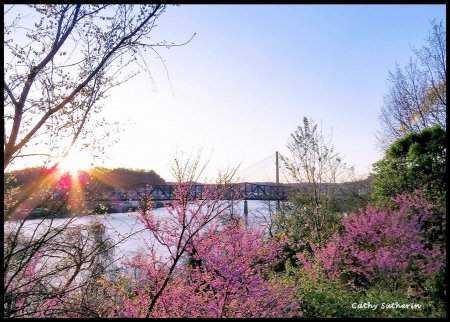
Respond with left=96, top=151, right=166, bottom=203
left=274, top=257, right=446, bottom=318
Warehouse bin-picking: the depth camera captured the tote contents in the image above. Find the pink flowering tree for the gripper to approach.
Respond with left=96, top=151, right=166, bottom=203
left=106, top=151, right=299, bottom=317
left=170, top=221, right=298, bottom=317
left=298, top=193, right=444, bottom=294
left=110, top=220, right=299, bottom=318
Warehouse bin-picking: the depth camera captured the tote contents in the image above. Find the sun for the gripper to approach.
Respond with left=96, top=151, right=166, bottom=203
left=57, top=152, right=91, bottom=176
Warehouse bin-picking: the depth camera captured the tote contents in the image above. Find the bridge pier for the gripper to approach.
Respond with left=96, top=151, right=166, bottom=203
left=244, top=200, right=248, bottom=227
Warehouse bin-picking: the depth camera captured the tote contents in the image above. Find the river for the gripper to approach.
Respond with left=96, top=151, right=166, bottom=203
left=5, top=200, right=278, bottom=264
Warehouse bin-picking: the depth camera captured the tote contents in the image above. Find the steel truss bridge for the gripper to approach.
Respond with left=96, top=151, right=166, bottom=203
left=94, top=152, right=298, bottom=202
left=94, top=182, right=297, bottom=202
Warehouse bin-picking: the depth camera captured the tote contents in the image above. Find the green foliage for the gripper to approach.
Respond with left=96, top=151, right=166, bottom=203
left=370, top=125, right=447, bottom=251
left=276, top=258, right=445, bottom=318
left=420, top=267, right=447, bottom=316
left=331, top=178, right=373, bottom=214
left=272, top=192, right=446, bottom=318
left=280, top=260, right=364, bottom=318
left=275, top=194, right=344, bottom=254
left=278, top=117, right=352, bottom=251
left=370, top=124, right=446, bottom=208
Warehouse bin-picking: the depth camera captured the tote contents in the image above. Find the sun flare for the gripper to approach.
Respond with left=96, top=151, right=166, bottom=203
left=57, top=152, right=91, bottom=176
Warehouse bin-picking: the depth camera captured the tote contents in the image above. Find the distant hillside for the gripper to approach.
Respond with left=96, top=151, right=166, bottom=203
left=4, top=167, right=44, bottom=188
left=96, top=167, right=166, bottom=189
left=4, top=166, right=166, bottom=190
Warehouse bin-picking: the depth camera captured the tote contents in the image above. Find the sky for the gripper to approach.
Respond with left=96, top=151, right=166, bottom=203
left=6, top=4, right=447, bottom=183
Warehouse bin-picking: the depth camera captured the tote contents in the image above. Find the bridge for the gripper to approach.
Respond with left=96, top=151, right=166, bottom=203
left=9, top=153, right=301, bottom=218
left=95, top=182, right=296, bottom=202
left=93, top=152, right=298, bottom=202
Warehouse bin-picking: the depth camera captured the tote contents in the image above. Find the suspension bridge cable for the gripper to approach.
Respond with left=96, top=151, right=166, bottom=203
left=235, top=154, right=275, bottom=175
left=235, top=154, right=275, bottom=181
left=232, top=153, right=301, bottom=184
left=239, top=159, right=274, bottom=182
left=236, top=155, right=276, bottom=183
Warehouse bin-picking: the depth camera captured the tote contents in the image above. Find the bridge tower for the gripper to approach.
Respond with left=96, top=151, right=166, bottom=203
left=276, top=151, right=281, bottom=210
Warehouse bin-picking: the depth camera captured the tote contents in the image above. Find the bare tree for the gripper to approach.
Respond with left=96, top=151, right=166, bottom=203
left=376, top=19, right=446, bottom=151
left=251, top=199, right=278, bottom=238
left=3, top=5, right=195, bottom=317
left=4, top=4, right=195, bottom=219
left=4, top=219, right=119, bottom=317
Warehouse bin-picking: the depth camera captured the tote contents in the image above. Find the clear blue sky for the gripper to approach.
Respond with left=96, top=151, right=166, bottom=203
left=8, top=5, right=447, bottom=182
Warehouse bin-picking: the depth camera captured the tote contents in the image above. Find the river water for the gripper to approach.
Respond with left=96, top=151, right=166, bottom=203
left=5, top=200, right=278, bottom=264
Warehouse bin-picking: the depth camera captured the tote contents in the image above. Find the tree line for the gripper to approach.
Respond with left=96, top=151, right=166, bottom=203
left=5, top=167, right=166, bottom=191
